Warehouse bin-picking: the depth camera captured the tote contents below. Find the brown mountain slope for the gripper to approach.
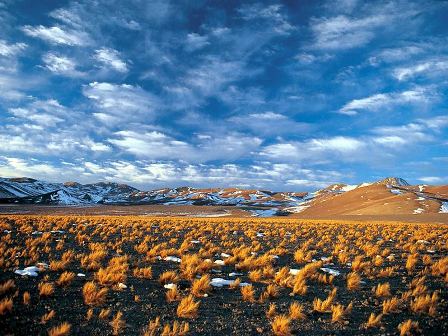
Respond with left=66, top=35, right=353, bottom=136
left=294, top=184, right=442, bottom=216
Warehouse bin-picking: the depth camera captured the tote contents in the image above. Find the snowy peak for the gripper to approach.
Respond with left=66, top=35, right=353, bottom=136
left=375, top=177, right=410, bottom=186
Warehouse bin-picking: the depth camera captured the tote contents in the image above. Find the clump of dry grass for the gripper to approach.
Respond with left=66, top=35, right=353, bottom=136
left=110, top=311, right=125, bottom=335
left=364, top=312, right=382, bottom=329
left=331, top=303, right=352, bottom=323
left=166, top=285, right=181, bottom=302
left=373, top=282, right=391, bottom=297
left=191, top=274, right=210, bottom=297
left=0, top=279, right=15, bottom=295
left=176, top=295, right=199, bottom=319
left=161, top=321, right=190, bottom=336
left=346, top=272, right=361, bottom=291
left=41, top=310, right=56, bottom=324
left=398, top=319, right=419, bottom=336
left=313, top=288, right=337, bottom=313
left=241, top=285, right=255, bottom=302
left=271, top=315, right=291, bottom=336
left=47, top=322, right=71, bottom=336
left=82, top=281, right=108, bottom=306
left=159, top=271, right=179, bottom=285
left=99, top=308, right=111, bottom=319
left=38, top=282, right=55, bottom=297
left=23, top=291, right=31, bottom=305
left=289, top=302, right=305, bottom=320
left=266, top=303, right=276, bottom=319
left=382, top=297, right=401, bottom=314
left=0, top=297, right=13, bottom=315
left=56, top=271, right=75, bottom=287
left=410, top=291, right=438, bottom=316
left=133, top=267, right=152, bottom=279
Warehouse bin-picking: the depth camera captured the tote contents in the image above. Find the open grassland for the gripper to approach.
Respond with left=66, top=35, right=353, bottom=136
left=0, top=215, right=447, bottom=335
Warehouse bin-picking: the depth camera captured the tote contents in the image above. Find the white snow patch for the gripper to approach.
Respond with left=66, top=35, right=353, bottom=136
left=320, top=267, right=340, bottom=276
left=221, top=253, right=231, bottom=258
left=77, top=273, right=86, bottom=277
left=15, top=266, right=40, bottom=277
left=341, top=184, right=357, bottom=192
left=164, top=256, right=181, bottom=263
left=164, top=283, right=176, bottom=289
left=440, top=202, right=448, bottom=213
left=214, top=259, right=225, bottom=266
left=210, top=278, right=250, bottom=287
left=413, top=208, right=424, bottom=214
left=390, top=189, right=402, bottom=195
left=229, top=272, right=243, bottom=277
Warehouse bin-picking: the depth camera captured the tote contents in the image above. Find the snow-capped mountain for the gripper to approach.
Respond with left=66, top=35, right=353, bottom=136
left=1, top=176, right=447, bottom=215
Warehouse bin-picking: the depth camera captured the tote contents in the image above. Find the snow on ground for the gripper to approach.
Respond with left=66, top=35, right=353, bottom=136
left=250, top=208, right=278, bottom=217
left=320, top=267, right=340, bottom=276
left=390, top=189, right=402, bottom=195
left=210, top=278, right=250, bottom=287
left=163, top=256, right=181, bottom=263
left=15, top=265, right=43, bottom=276
left=413, top=208, right=424, bottom=214
left=440, top=202, right=448, bottom=213
left=341, top=185, right=357, bottom=192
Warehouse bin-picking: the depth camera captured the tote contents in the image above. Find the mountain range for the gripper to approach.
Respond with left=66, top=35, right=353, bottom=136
left=0, top=176, right=447, bottom=216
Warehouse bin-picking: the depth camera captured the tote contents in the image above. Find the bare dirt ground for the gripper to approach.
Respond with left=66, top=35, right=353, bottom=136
left=0, top=204, right=447, bottom=224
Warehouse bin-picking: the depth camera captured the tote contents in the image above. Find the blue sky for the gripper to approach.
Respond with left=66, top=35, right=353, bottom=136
left=0, top=0, right=447, bottom=190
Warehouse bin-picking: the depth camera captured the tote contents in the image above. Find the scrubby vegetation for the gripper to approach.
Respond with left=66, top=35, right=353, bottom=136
left=0, top=215, right=447, bottom=335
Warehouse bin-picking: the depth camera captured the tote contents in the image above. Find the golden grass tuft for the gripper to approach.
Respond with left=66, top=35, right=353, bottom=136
left=241, top=285, right=255, bottom=302
left=161, top=321, right=190, bottom=336
left=364, top=312, right=382, bottom=329
left=191, top=274, right=210, bottom=297
left=373, top=282, right=391, bottom=297
left=266, top=303, right=276, bottom=319
left=110, top=311, right=125, bottom=335
left=159, top=271, right=179, bottom=285
left=271, top=315, right=291, bottom=336
left=56, top=271, right=75, bottom=287
left=41, top=310, right=56, bottom=324
left=331, top=303, right=352, bottom=323
left=346, top=272, right=361, bottom=291
left=82, top=281, right=108, bottom=306
left=39, top=282, right=55, bottom=297
left=289, top=302, right=305, bottom=320
left=382, top=297, right=401, bottom=314
left=47, top=322, right=71, bottom=336
left=0, top=297, right=13, bottom=315
left=0, top=279, right=15, bottom=295
left=176, top=295, right=199, bottom=319
left=398, top=319, right=419, bottom=336
left=23, top=291, right=31, bottom=305
left=166, top=285, right=181, bottom=303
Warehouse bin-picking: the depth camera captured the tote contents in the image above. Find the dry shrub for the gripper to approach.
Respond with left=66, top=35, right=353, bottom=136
left=0, top=279, right=15, bottom=295
left=23, top=291, right=31, bottom=305
left=313, top=288, right=337, bottom=313
left=271, top=315, right=291, bottom=336
left=410, top=292, right=438, bottom=316
left=48, top=322, right=71, bottom=336
left=176, top=295, right=199, bottom=319
left=241, top=285, right=255, bottom=302
left=266, top=303, right=276, bottom=319
left=159, top=271, right=179, bottom=285
left=364, top=312, right=382, bottom=329
left=346, top=272, right=361, bottom=291
left=39, top=282, right=55, bottom=297
left=110, top=311, right=125, bottom=335
left=331, top=303, right=352, bottom=323
left=166, top=285, right=181, bottom=303
left=41, top=310, right=56, bottom=324
left=191, top=274, right=210, bottom=297
left=382, top=297, right=401, bottom=314
left=133, top=267, right=152, bottom=279
left=398, top=319, right=419, bottom=336
left=289, top=302, right=305, bottom=320
left=292, top=276, right=307, bottom=295
left=374, top=283, right=391, bottom=297
left=99, top=308, right=111, bottom=319
left=82, top=281, right=108, bottom=306
left=56, top=271, right=75, bottom=287
left=406, top=254, right=419, bottom=272
left=161, top=321, right=190, bottom=336
left=0, top=297, right=13, bottom=315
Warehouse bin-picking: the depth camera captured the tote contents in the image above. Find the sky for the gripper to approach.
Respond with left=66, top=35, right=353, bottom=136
left=0, top=0, right=447, bottom=191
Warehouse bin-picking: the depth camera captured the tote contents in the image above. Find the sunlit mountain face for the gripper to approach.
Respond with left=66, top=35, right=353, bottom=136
left=0, top=0, right=447, bottom=190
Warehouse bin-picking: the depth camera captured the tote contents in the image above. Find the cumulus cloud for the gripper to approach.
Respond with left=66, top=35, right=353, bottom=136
left=94, top=48, right=128, bottom=73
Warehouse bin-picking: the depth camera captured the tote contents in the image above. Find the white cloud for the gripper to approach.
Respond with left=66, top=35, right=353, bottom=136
left=309, top=14, right=389, bottom=50
left=8, top=99, right=67, bottom=127
left=339, top=88, right=434, bottom=115
left=108, top=130, right=262, bottom=163
left=94, top=48, right=128, bottom=73
left=83, top=82, right=159, bottom=126
left=393, top=59, right=448, bottom=81
left=418, top=176, right=442, bottom=184
left=238, top=4, right=294, bottom=34
left=42, top=52, right=83, bottom=77
left=185, top=33, right=209, bottom=51
left=0, top=39, right=27, bottom=57
left=21, top=25, right=90, bottom=46
left=368, top=45, right=424, bottom=65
